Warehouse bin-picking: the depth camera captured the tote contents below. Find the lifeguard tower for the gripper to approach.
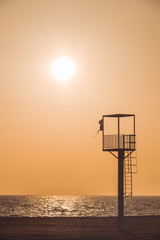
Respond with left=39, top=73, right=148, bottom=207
left=99, top=114, right=137, bottom=229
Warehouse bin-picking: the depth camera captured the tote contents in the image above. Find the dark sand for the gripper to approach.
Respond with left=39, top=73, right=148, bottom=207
left=0, top=216, right=160, bottom=240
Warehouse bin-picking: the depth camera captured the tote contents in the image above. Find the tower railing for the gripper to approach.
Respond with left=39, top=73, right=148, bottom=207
left=103, top=134, right=136, bottom=151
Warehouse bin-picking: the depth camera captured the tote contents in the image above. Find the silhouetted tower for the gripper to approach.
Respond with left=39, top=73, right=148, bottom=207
left=98, top=114, right=137, bottom=229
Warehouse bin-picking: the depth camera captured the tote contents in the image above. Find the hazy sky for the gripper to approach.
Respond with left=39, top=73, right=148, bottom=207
left=0, top=0, right=160, bottom=195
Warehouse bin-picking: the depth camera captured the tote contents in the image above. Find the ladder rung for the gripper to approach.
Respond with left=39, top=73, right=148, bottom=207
left=124, top=193, right=132, bottom=196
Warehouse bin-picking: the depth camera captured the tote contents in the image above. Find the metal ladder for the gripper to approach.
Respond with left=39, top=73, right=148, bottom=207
left=124, top=151, right=137, bottom=199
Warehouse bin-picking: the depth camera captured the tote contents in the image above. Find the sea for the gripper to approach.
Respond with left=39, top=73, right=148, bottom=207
left=0, top=195, right=160, bottom=217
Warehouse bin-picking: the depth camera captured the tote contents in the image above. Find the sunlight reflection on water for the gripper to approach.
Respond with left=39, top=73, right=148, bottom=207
left=0, top=195, right=159, bottom=217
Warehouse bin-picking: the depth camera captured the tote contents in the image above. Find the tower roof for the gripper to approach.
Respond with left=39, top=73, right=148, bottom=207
left=103, top=114, right=135, bottom=118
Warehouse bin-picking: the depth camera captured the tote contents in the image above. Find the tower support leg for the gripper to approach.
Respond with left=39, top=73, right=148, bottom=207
left=118, top=149, right=124, bottom=230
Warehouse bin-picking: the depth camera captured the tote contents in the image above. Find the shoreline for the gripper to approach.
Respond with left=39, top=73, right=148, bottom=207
left=0, top=216, right=160, bottom=239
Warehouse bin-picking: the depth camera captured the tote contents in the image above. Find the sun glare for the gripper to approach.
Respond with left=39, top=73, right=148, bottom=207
left=51, top=57, right=75, bottom=82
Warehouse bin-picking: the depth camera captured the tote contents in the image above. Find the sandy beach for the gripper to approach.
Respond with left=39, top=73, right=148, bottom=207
left=0, top=216, right=159, bottom=240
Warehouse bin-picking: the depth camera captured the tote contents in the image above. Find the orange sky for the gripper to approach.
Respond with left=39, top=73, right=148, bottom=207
left=0, top=0, right=160, bottom=195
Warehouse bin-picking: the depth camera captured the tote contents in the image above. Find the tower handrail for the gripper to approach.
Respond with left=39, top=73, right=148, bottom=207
left=103, top=134, right=136, bottom=151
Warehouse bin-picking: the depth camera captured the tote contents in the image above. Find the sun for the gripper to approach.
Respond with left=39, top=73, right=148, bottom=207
left=51, top=57, right=75, bottom=82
